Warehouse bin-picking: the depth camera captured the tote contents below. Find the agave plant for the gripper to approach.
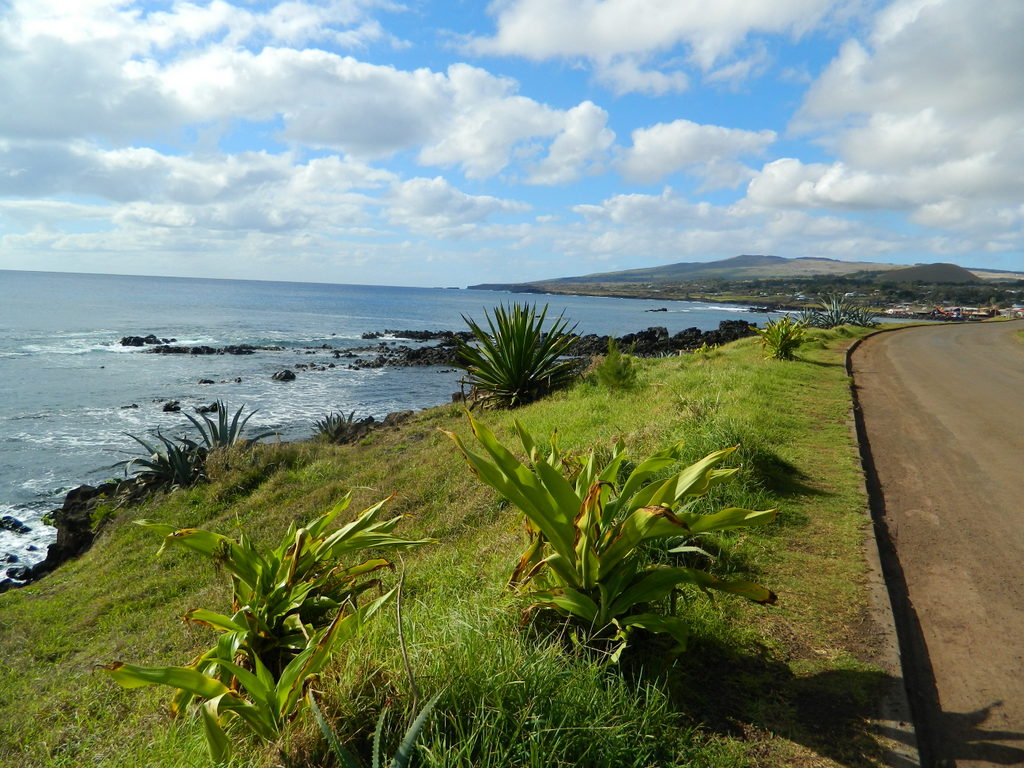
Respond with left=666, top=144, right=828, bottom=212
left=752, top=316, right=807, bottom=360
left=313, top=410, right=375, bottom=445
left=444, top=415, right=776, bottom=657
left=114, top=431, right=207, bottom=490
left=456, top=303, right=578, bottom=408
left=183, top=401, right=277, bottom=450
left=308, top=689, right=443, bottom=768
left=102, top=494, right=433, bottom=761
left=799, top=294, right=878, bottom=328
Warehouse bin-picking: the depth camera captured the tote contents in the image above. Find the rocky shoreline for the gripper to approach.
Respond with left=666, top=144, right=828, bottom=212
left=2, top=319, right=757, bottom=592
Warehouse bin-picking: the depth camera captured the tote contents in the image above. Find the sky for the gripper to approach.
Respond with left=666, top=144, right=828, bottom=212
left=0, top=0, right=1022, bottom=287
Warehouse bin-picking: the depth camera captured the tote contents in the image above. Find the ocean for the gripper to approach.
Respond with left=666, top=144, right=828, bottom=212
left=0, top=269, right=772, bottom=572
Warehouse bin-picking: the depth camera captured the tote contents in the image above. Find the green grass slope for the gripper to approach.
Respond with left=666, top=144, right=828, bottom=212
left=0, top=329, right=896, bottom=768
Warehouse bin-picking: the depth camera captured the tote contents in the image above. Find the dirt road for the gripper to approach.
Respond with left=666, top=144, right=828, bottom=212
left=852, top=321, right=1024, bottom=768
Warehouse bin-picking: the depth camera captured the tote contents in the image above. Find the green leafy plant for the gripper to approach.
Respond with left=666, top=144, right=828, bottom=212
left=443, top=415, right=776, bottom=657
left=114, top=431, right=207, bottom=490
left=313, top=410, right=375, bottom=445
left=752, top=316, right=808, bottom=360
left=308, top=689, right=443, bottom=768
left=456, top=303, right=578, bottom=408
left=594, top=337, right=639, bottom=390
left=184, top=401, right=277, bottom=450
left=102, top=494, right=432, bottom=761
left=800, top=294, right=878, bottom=328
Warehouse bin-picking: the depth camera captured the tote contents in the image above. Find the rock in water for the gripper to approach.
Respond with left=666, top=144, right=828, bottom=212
left=0, top=516, right=31, bottom=535
left=5, top=565, right=31, bottom=581
left=272, top=369, right=296, bottom=381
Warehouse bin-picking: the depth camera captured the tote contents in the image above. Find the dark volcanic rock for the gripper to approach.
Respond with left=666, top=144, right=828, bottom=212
left=162, top=400, right=181, bottom=412
left=272, top=369, right=296, bottom=381
left=0, top=515, right=31, bottom=535
left=29, top=483, right=116, bottom=582
left=196, top=402, right=220, bottom=414
left=198, top=379, right=215, bottom=385
left=361, top=329, right=473, bottom=344
left=566, top=320, right=755, bottom=357
left=382, top=410, right=414, bottom=427
left=144, top=343, right=279, bottom=355
left=5, top=565, right=31, bottom=581
left=1, top=552, right=18, bottom=564
left=119, top=334, right=171, bottom=346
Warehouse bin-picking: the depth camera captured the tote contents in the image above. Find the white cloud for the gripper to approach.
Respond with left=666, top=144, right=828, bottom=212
left=0, top=0, right=620, bottom=186
left=386, top=176, right=530, bottom=235
left=620, top=119, right=775, bottom=186
left=467, top=0, right=840, bottom=93
left=526, top=102, right=615, bottom=185
left=416, top=64, right=563, bottom=179
left=554, top=185, right=917, bottom=269
left=746, top=0, right=1024, bottom=261
left=595, top=58, right=689, bottom=96
left=0, top=0, right=402, bottom=142
left=704, top=43, right=771, bottom=87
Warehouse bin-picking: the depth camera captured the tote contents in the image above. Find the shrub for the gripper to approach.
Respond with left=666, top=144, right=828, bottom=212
left=800, top=294, right=878, bottom=328
left=116, top=402, right=275, bottom=492
left=102, top=494, right=433, bottom=761
left=184, top=401, right=277, bottom=450
left=313, top=410, right=375, bottom=444
left=443, top=415, right=776, bottom=658
left=594, top=337, right=639, bottom=390
left=114, top=431, right=207, bottom=490
left=753, top=315, right=808, bottom=360
left=455, top=303, right=578, bottom=408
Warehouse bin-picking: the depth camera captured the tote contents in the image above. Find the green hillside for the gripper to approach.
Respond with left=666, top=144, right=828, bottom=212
left=470, top=255, right=899, bottom=290
left=470, top=255, right=1023, bottom=293
left=0, top=328, right=900, bottom=768
left=876, top=262, right=979, bottom=284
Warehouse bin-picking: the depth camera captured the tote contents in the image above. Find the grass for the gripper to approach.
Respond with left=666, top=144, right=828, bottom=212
left=0, top=328, right=892, bottom=767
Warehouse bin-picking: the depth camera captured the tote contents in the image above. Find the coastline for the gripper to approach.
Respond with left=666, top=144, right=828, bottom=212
left=467, top=282, right=805, bottom=311
left=1, top=317, right=760, bottom=592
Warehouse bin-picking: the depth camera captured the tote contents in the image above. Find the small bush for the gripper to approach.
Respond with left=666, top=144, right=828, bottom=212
left=594, top=337, right=639, bottom=390
left=753, top=316, right=807, bottom=360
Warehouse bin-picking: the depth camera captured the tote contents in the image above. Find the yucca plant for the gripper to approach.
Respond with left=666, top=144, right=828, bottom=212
left=456, top=303, right=578, bottom=408
left=752, top=316, right=807, bottom=360
left=102, top=494, right=433, bottom=761
left=313, top=410, right=374, bottom=445
left=443, top=415, right=776, bottom=657
left=308, top=689, right=443, bottom=768
left=114, top=431, right=207, bottom=490
left=183, top=401, right=277, bottom=450
left=799, top=294, right=878, bottom=328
